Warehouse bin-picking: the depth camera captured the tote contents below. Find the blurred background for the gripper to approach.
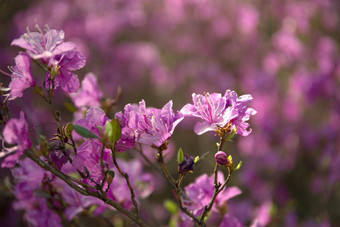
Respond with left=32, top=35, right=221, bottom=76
left=0, top=0, right=339, bottom=226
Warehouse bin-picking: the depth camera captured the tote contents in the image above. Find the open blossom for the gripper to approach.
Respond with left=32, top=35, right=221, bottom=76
left=1, top=112, right=32, bottom=168
left=73, top=139, right=113, bottom=186
left=181, top=90, right=256, bottom=136
left=11, top=27, right=76, bottom=62
left=73, top=106, right=108, bottom=140
left=136, top=100, right=184, bottom=147
left=182, top=172, right=242, bottom=218
left=48, top=49, right=86, bottom=93
left=116, top=100, right=184, bottom=149
left=115, top=103, right=140, bottom=152
left=70, top=73, right=103, bottom=108
left=107, top=159, right=155, bottom=209
left=8, top=52, right=35, bottom=100
left=11, top=158, right=62, bottom=227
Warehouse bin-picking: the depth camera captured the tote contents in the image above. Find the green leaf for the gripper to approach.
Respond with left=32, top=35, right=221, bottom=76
left=234, top=161, right=242, bottom=171
left=64, top=102, right=78, bottom=113
left=73, top=124, right=98, bottom=139
left=228, top=155, right=233, bottom=161
left=177, top=148, right=184, bottom=163
left=194, top=156, right=200, bottom=163
left=226, top=127, right=237, bottom=141
left=105, top=119, right=122, bottom=144
left=65, top=123, right=74, bottom=138
left=164, top=199, right=178, bottom=214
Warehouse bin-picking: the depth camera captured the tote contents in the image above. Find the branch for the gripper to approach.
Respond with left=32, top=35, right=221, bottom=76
left=25, top=150, right=147, bottom=227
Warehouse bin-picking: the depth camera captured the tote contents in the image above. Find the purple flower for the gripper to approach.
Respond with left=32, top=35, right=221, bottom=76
left=215, top=151, right=230, bottom=165
left=115, top=100, right=184, bottom=149
left=227, top=90, right=257, bottom=136
left=11, top=27, right=76, bottom=62
left=181, top=92, right=238, bottom=135
left=182, top=172, right=241, bottom=217
left=136, top=100, right=184, bottom=147
left=11, top=159, right=61, bottom=227
left=73, top=140, right=113, bottom=187
left=115, top=103, right=140, bottom=152
left=56, top=163, right=106, bottom=220
left=70, top=73, right=103, bottom=108
left=107, top=159, right=155, bottom=209
left=73, top=106, right=108, bottom=140
left=48, top=49, right=86, bottom=93
left=181, top=90, right=256, bottom=136
left=8, top=52, right=35, bottom=100
left=1, top=112, right=32, bottom=168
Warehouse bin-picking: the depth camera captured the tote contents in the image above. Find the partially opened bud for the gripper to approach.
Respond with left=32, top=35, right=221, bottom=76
left=215, top=151, right=229, bottom=166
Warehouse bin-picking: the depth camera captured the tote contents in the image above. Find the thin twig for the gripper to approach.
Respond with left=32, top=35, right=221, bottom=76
left=111, top=150, right=139, bottom=217
left=157, top=148, right=176, bottom=187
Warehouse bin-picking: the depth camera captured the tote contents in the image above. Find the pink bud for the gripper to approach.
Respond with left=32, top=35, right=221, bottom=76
left=215, top=151, right=229, bottom=165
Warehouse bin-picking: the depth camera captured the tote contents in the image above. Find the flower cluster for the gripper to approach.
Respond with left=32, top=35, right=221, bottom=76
left=6, top=26, right=86, bottom=99
left=0, top=25, right=258, bottom=226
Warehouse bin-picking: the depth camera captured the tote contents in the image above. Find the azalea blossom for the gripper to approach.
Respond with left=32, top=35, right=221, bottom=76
left=182, top=172, right=242, bottom=218
left=136, top=100, right=184, bottom=147
left=11, top=27, right=76, bottom=62
left=116, top=100, right=184, bottom=149
left=70, top=73, right=103, bottom=108
left=1, top=112, right=32, bottom=168
left=181, top=90, right=256, bottom=136
left=8, top=52, right=35, bottom=100
left=47, top=49, right=86, bottom=93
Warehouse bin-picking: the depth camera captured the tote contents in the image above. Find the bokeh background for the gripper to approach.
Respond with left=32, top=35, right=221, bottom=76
left=0, top=0, right=339, bottom=226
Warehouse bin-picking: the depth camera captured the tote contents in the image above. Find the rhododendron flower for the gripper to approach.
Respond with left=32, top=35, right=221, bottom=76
left=115, top=103, right=140, bottom=152
left=8, top=52, right=35, bottom=100
left=1, top=112, right=32, bottom=168
left=182, top=172, right=242, bottom=218
left=136, top=100, right=184, bottom=147
left=73, top=106, right=108, bottom=140
left=48, top=49, right=86, bottom=93
left=71, top=73, right=103, bottom=108
left=107, top=159, right=155, bottom=209
left=73, top=140, right=113, bottom=186
left=181, top=90, right=256, bottom=136
left=181, top=92, right=238, bottom=135
left=116, top=100, right=184, bottom=150
left=11, top=27, right=76, bottom=62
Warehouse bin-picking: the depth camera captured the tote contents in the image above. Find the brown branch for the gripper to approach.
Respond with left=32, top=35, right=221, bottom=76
left=25, top=150, right=147, bottom=227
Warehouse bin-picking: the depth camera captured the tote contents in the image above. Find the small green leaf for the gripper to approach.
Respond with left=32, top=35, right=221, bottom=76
left=105, top=119, right=122, bottom=144
left=73, top=124, right=98, bottom=139
left=227, top=127, right=237, bottom=141
left=64, top=102, right=78, bottom=113
left=228, top=155, right=233, bottom=161
left=34, top=85, right=44, bottom=96
left=194, top=156, right=200, bottom=163
left=65, top=123, right=74, bottom=138
left=107, top=170, right=115, bottom=185
left=164, top=199, right=178, bottom=214
left=234, top=161, right=242, bottom=171
left=169, top=218, right=178, bottom=227
left=177, top=148, right=184, bottom=163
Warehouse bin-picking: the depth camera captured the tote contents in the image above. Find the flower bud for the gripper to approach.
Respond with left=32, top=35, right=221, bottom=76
left=215, top=151, right=229, bottom=166
left=178, top=155, right=195, bottom=174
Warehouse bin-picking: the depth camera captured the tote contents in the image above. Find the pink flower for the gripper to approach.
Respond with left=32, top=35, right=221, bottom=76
left=1, top=112, right=32, bottom=168
left=8, top=52, right=35, bottom=100
left=181, top=90, right=256, bottom=136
